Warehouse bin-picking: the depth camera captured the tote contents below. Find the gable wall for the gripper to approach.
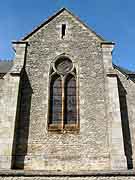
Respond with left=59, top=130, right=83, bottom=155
left=13, top=10, right=109, bottom=171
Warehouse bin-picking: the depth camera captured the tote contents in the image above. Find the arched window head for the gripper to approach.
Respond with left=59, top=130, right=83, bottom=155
left=48, top=56, right=79, bottom=131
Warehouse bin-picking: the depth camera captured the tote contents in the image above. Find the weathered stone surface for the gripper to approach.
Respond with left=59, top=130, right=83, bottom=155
left=115, top=68, right=135, bottom=169
left=14, top=9, right=110, bottom=171
left=1, top=171, right=135, bottom=180
left=0, top=8, right=135, bottom=176
left=1, top=176, right=135, bottom=180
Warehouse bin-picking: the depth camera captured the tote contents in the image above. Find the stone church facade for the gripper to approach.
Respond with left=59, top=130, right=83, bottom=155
left=0, top=8, right=135, bottom=179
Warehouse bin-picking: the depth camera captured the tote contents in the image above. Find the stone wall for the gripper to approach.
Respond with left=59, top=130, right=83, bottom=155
left=1, top=176, right=135, bottom=180
left=116, top=69, right=135, bottom=169
left=0, top=73, right=20, bottom=169
left=0, top=43, right=27, bottom=169
left=12, top=10, right=110, bottom=170
left=1, top=8, right=134, bottom=173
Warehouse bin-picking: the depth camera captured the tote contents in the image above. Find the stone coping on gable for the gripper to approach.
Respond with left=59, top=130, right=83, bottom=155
left=0, top=170, right=135, bottom=177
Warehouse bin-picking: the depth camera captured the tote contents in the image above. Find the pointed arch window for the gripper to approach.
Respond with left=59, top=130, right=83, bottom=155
left=49, top=74, right=62, bottom=125
left=64, top=74, right=77, bottom=125
left=48, top=56, right=79, bottom=131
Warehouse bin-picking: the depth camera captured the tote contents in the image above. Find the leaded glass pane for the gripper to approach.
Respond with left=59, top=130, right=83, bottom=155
left=49, top=74, right=62, bottom=124
left=64, top=74, right=77, bottom=124
left=55, top=57, right=73, bottom=74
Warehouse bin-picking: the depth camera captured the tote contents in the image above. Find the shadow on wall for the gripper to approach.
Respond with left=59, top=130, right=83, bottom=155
left=118, top=78, right=133, bottom=169
left=11, top=69, right=33, bottom=169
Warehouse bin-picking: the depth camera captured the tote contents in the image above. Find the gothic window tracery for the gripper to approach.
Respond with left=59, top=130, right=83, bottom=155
left=48, top=56, right=79, bottom=131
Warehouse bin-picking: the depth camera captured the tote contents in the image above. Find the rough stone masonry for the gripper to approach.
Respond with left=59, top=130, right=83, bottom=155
left=0, top=7, right=135, bottom=180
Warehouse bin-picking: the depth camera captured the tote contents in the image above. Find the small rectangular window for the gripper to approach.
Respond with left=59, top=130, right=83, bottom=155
left=61, top=24, right=66, bottom=39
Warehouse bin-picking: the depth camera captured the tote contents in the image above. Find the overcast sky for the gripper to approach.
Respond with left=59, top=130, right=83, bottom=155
left=0, top=0, right=135, bottom=70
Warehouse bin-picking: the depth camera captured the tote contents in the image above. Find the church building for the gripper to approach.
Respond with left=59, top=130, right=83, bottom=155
left=0, top=8, right=135, bottom=179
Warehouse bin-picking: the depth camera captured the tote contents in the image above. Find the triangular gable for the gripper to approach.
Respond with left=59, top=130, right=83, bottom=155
left=21, top=8, right=106, bottom=41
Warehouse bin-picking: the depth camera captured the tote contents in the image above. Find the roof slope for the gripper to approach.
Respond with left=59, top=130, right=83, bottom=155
left=113, top=64, right=135, bottom=82
left=21, top=7, right=106, bottom=41
left=0, top=60, right=13, bottom=73
left=113, top=64, right=135, bottom=75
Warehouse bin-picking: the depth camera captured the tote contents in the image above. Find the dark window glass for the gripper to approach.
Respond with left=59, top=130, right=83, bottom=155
left=64, top=74, right=77, bottom=124
left=55, top=57, right=73, bottom=74
left=49, top=74, right=62, bottom=124
left=62, top=24, right=66, bottom=38
left=48, top=57, right=79, bottom=130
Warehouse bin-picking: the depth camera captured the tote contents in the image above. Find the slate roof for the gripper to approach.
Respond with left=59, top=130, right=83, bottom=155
left=0, top=60, right=13, bottom=73
left=113, top=63, right=135, bottom=82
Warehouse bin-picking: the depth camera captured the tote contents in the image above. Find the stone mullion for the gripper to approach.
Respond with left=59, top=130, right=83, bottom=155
left=61, top=76, right=65, bottom=129
left=76, top=76, right=79, bottom=129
